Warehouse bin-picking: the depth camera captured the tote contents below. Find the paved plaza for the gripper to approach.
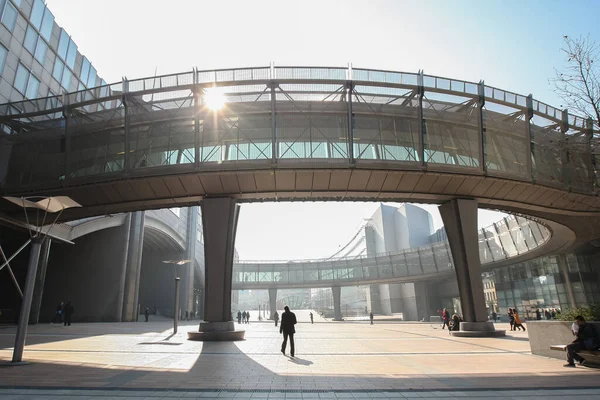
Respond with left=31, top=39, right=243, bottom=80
left=0, top=310, right=599, bottom=399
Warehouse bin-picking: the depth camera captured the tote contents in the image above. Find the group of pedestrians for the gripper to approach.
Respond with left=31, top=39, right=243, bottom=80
left=440, top=308, right=463, bottom=332
left=508, top=308, right=526, bottom=331
left=51, top=301, right=74, bottom=326
left=236, top=310, right=251, bottom=324
left=535, top=308, right=560, bottom=320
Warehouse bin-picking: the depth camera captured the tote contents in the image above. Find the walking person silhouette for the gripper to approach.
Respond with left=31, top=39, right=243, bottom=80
left=280, top=306, right=297, bottom=357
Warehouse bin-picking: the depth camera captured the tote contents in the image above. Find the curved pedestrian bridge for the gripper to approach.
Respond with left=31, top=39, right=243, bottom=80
left=0, top=66, right=599, bottom=242
left=232, top=214, right=551, bottom=289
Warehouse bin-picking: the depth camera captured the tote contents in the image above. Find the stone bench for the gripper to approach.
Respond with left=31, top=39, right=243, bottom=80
left=550, top=344, right=600, bottom=366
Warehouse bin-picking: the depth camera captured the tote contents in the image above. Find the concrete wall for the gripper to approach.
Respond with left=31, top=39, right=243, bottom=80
left=41, top=225, right=128, bottom=322
left=528, top=321, right=600, bottom=359
left=0, top=139, right=11, bottom=184
left=404, top=204, right=434, bottom=248
left=138, top=251, right=183, bottom=318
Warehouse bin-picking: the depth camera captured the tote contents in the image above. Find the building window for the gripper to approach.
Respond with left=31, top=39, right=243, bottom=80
left=61, top=67, right=72, bottom=90
left=25, top=74, right=39, bottom=99
left=1, top=0, right=17, bottom=32
left=14, top=64, right=29, bottom=94
left=23, top=25, right=37, bottom=54
left=14, top=64, right=39, bottom=99
left=80, top=57, right=90, bottom=85
left=34, top=38, right=47, bottom=63
left=57, top=29, right=69, bottom=60
left=87, top=65, right=97, bottom=87
left=65, top=40, right=77, bottom=69
left=52, top=58, right=64, bottom=82
left=0, top=45, right=7, bottom=75
left=23, top=25, right=47, bottom=64
left=40, top=7, right=54, bottom=41
left=57, top=29, right=77, bottom=70
left=169, top=207, right=181, bottom=217
left=29, top=0, right=44, bottom=29
left=53, top=58, right=72, bottom=90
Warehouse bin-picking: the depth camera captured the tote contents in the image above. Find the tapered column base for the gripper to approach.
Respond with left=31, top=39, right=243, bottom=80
left=187, top=321, right=245, bottom=341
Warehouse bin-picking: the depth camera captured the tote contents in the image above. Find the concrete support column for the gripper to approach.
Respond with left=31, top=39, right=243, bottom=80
left=121, top=211, right=145, bottom=322
left=268, top=288, right=277, bottom=319
left=439, top=199, right=503, bottom=337
left=368, top=285, right=384, bottom=315
left=413, top=281, right=433, bottom=322
left=202, top=198, right=239, bottom=323
left=557, top=254, right=577, bottom=308
left=197, top=289, right=204, bottom=320
left=332, top=286, right=343, bottom=321
left=29, top=239, right=52, bottom=324
left=189, top=198, right=244, bottom=341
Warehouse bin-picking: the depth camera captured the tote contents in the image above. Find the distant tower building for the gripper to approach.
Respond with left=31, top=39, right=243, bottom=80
left=364, top=204, right=434, bottom=319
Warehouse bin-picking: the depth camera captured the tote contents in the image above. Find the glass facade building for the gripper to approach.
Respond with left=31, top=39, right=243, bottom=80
left=0, top=0, right=106, bottom=110
left=493, top=252, right=600, bottom=319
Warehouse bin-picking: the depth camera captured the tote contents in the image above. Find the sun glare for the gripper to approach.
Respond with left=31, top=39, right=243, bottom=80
left=204, top=88, right=226, bottom=111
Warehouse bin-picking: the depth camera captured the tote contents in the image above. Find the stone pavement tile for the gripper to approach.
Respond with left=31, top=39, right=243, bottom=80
left=1, top=321, right=600, bottom=393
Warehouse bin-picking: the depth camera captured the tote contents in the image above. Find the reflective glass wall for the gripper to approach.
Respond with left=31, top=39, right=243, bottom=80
left=493, top=252, right=600, bottom=320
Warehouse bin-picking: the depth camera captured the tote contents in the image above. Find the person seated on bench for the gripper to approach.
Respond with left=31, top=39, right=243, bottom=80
left=565, top=315, right=599, bottom=367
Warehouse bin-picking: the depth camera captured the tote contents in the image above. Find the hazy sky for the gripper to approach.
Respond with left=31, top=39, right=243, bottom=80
left=44, top=0, right=600, bottom=260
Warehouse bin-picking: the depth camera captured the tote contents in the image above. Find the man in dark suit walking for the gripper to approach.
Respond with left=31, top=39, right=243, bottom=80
left=280, top=306, right=297, bottom=357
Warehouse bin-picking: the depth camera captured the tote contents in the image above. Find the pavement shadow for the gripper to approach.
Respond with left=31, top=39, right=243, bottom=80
left=502, top=336, right=530, bottom=342
left=288, top=356, right=313, bottom=366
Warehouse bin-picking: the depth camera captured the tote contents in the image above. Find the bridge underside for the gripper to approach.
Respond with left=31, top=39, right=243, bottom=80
left=1, top=167, right=597, bottom=252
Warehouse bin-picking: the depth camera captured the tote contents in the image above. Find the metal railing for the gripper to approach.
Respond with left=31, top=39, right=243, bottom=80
left=1, top=65, right=596, bottom=131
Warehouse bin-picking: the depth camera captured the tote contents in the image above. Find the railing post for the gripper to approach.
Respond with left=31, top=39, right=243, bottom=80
left=526, top=94, right=534, bottom=182
left=270, top=81, right=277, bottom=164
left=193, top=68, right=200, bottom=168
left=587, top=118, right=597, bottom=192
left=477, top=80, right=486, bottom=174
left=503, top=217, right=519, bottom=255
left=417, top=70, right=425, bottom=168
left=347, top=80, right=354, bottom=164
left=123, top=77, right=130, bottom=174
left=560, top=108, right=570, bottom=189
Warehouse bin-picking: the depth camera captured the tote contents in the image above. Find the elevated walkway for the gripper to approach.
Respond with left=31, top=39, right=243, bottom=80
left=232, top=214, right=564, bottom=289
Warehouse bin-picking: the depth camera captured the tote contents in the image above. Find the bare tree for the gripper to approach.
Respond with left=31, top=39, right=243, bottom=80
left=551, top=35, right=599, bottom=128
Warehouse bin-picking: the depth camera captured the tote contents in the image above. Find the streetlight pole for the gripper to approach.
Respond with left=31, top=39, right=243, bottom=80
left=161, top=259, right=190, bottom=335
left=174, top=277, right=181, bottom=334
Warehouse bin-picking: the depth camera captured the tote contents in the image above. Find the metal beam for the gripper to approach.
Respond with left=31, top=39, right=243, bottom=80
left=417, top=70, right=425, bottom=168
left=123, top=77, right=130, bottom=174
left=347, top=81, right=354, bottom=164
left=477, top=81, right=486, bottom=174
left=526, top=94, right=535, bottom=182
left=270, top=82, right=277, bottom=163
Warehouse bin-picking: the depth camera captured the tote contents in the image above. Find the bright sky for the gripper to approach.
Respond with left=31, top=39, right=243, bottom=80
left=45, top=0, right=600, bottom=260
